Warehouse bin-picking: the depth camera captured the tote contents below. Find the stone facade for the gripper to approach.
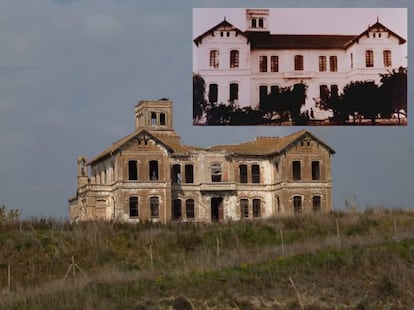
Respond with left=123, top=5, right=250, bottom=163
left=193, top=9, right=406, bottom=119
left=69, top=99, right=335, bottom=223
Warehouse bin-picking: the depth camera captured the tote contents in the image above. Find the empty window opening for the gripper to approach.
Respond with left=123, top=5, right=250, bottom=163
left=293, top=196, right=302, bottom=215
left=320, top=85, right=329, bottom=102
left=253, top=199, right=261, bottom=218
left=230, top=50, right=239, bottom=68
left=312, top=161, right=320, bottom=180
left=150, top=196, right=159, bottom=218
left=240, top=199, right=249, bottom=218
left=151, top=112, right=157, bottom=125
left=129, top=197, right=138, bottom=218
left=185, top=164, right=194, bottom=183
left=210, top=50, right=219, bottom=68
left=251, top=19, right=257, bottom=28
left=251, top=164, right=260, bottom=183
left=313, top=196, right=321, bottom=213
left=172, top=164, right=181, bottom=183
left=239, top=164, right=248, bottom=183
left=277, top=196, right=281, bottom=212
left=149, top=160, right=159, bottom=180
left=172, top=199, right=182, bottom=220
left=292, top=161, right=301, bottom=180
left=258, top=18, right=264, bottom=28
left=331, top=85, right=338, bottom=99
left=259, top=85, right=268, bottom=104
left=211, top=163, right=222, bottom=182
left=270, top=85, right=279, bottom=95
left=186, top=199, right=195, bottom=219
left=128, top=160, right=138, bottom=181
left=208, top=84, right=218, bottom=103
left=160, top=113, right=166, bottom=125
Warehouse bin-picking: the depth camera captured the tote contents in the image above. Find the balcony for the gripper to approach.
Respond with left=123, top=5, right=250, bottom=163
left=200, top=182, right=237, bottom=192
left=283, top=71, right=315, bottom=79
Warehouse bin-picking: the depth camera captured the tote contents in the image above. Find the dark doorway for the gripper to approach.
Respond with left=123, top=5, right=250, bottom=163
left=211, top=197, right=223, bottom=222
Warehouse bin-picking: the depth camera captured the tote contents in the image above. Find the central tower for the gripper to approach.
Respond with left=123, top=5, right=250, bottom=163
left=246, top=9, right=269, bottom=32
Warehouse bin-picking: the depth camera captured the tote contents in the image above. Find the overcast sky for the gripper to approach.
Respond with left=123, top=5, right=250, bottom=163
left=0, top=0, right=412, bottom=219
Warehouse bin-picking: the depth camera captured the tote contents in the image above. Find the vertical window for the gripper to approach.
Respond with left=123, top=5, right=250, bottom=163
left=211, top=163, right=222, bottom=182
left=208, top=84, right=218, bottom=103
left=259, top=85, right=268, bottom=104
left=383, top=50, right=392, bottom=67
left=128, top=160, right=138, bottom=181
left=331, top=85, right=338, bottom=99
left=313, top=196, right=321, bottom=213
left=210, top=50, right=219, bottom=68
left=185, top=164, right=194, bottom=183
left=270, top=56, right=279, bottom=72
left=319, top=56, right=327, bottom=72
left=160, top=113, right=166, bottom=125
left=365, top=50, right=374, bottom=67
left=253, top=199, right=261, bottom=218
left=172, top=199, right=182, bottom=220
left=350, top=53, right=353, bottom=69
left=172, top=164, right=181, bottom=183
left=258, top=18, right=264, bottom=28
left=240, top=199, right=249, bottom=218
left=251, top=19, right=257, bottom=28
left=129, top=197, right=138, bottom=218
left=239, top=164, right=248, bottom=183
left=293, top=196, right=302, bottom=215
left=186, top=199, right=195, bottom=219
left=329, top=56, right=338, bottom=72
left=229, top=83, right=238, bottom=101
left=150, top=196, right=159, bottom=218
left=151, top=112, right=157, bottom=125
left=149, top=160, right=158, bottom=180
left=251, top=164, right=260, bottom=183
left=292, top=161, right=301, bottom=180
left=230, top=50, right=239, bottom=68
left=277, top=196, right=281, bottom=212
left=294, top=55, right=304, bottom=71
left=259, top=56, right=267, bottom=72
left=312, top=161, right=320, bottom=180
left=320, top=85, right=329, bottom=102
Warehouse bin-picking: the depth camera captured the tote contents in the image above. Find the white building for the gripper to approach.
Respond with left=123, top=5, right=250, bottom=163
left=193, top=9, right=406, bottom=119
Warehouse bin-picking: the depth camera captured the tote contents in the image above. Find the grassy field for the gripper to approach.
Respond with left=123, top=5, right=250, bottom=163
left=1, top=209, right=414, bottom=309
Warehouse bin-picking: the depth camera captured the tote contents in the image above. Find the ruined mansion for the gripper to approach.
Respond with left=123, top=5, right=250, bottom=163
left=69, top=99, right=335, bottom=223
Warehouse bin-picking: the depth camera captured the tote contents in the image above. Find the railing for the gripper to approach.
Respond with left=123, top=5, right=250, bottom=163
left=199, top=182, right=237, bottom=191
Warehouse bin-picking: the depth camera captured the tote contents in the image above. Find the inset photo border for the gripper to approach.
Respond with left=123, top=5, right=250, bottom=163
left=193, top=8, right=407, bottom=126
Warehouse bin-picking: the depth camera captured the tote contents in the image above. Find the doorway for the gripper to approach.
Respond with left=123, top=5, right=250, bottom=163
left=211, top=197, right=223, bottom=222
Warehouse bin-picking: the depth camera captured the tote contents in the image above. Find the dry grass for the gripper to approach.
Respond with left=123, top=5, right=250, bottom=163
left=1, top=209, right=414, bottom=309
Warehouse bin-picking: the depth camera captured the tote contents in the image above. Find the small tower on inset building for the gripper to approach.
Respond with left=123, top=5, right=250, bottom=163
left=77, top=156, right=89, bottom=188
left=246, top=9, right=269, bottom=32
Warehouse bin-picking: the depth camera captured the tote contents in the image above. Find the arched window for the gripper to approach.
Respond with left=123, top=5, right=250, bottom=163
left=240, top=199, right=249, bottom=218
left=253, top=199, right=261, bottom=218
left=270, top=56, right=278, bottom=72
left=383, top=50, right=392, bottom=67
left=365, top=50, right=374, bottom=67
left=239, top=164, right=248, bottom=183
left=313, top=196, right=321, bottom=213
left=160, top=113, right=166, bottom=125
left=319, top=56, right=327, bottom=72
left=149, top=160, right=158, bottom=180
left=129, top=197, right=138, bottom=218
left=230, top=50, right=239, bottom=68
left=251, top=164, right=260, bottom=183
left=259, top=56, right=267, bottom=72
left=251, top=19, right=257, bottom=28
left=211, top=162, right=222, bottom=182
left=312, top=161, right=321, bottom=180
left=329, top=56, right=338, bottom=72
left=258, top=18, right=264, bottom=28
left=292, top=161, right=301, bottom=180
left=185, top=164, right=194, bottom=183
left=186, top=199, right=195, bottom=219
left=172, top=164, right=181, bottom=183
left=128, top=160, right=138, bottom=181
left=151, top=112, right=157, bottom=125
left=150, top=196, right=159, bottom=218
left=172, top=199, right=182, bottom=220
left=293, top=196, right=302, bottom=215
left=210, top=50, right=219, bottom=68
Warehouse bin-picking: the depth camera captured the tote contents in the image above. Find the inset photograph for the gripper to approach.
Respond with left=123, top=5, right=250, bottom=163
left=193, top=8, right=407, bottom=126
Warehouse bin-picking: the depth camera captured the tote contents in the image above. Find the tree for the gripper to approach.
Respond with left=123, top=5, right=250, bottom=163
left=380, top=66, right=407, bottom=124
left=193, top=73, right=207, bottom=124
left=206, top=102, right=236, bottom=125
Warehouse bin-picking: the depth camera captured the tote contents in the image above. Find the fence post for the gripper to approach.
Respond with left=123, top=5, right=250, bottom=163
left=216, top=234, right=220, bottom=258
left=280, top=228, right=285, bottom=256
left=7, top=263, right=11, bottom=292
